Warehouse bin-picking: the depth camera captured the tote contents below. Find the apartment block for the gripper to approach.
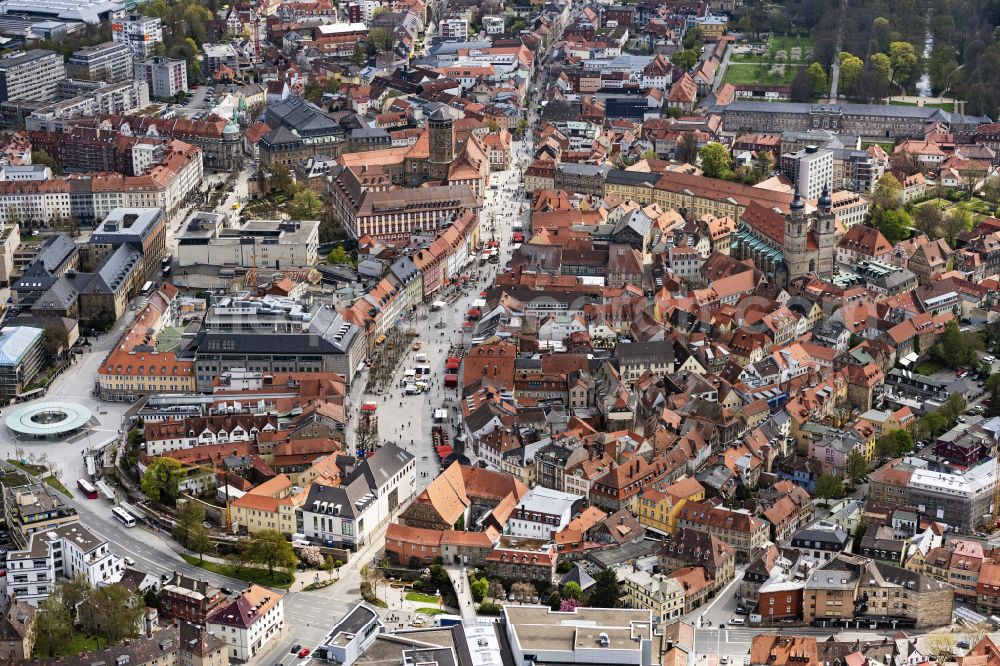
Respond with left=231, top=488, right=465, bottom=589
left=137, top=57, right=189, bottom=99
left=67, top=42, right=134, bottom=83
left=779, top=146, right=834, bottom=201
left=112, top=14, right=164, bottom=60
left=0, top=50, right=66, bottom=103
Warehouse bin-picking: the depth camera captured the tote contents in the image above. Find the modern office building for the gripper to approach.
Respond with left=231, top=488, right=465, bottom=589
left=67, top=41, right=134, bottom=83
left=504, top=605, right=659, bottom=666
left=137, top=56, right=188, bottom=99
left=193, top=296, right=365, bottom=388
left=111, top=14, right=164, bottom=60
left=176, top=214, right=319, bottom=270
left=779, top=146, right=834, bottom=201
left=0, top=326, right=45, bottom=399
left=0, top=50, right=65, bottom=103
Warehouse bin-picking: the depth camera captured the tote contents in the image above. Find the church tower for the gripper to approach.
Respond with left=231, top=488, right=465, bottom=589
left=813, top=184, right=837, bottom=277
left=782, top=188, right=811, bottom=285
left=427, top=108, right=454, bottom=181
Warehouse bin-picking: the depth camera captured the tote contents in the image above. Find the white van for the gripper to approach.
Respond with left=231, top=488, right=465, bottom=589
left=729, top=617, right=745, bottom=625
left=405, top=383, right=419, bottom=395
left=415, top=353, right=428, bottom=363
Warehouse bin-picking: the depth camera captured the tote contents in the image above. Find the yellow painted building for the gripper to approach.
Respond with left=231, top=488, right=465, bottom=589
left=619, top=569, right=686, bottom=622
left=633, top=488, right=688, bottom=536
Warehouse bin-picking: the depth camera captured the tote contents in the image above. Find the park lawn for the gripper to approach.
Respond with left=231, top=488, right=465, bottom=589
left=915, top=198, right=952, bottom=209
left=181, top=554, right=294, bottom=589
left=416, top=607, right=448, bottom=615
left=405, top=591, right=442, bottom=604
left=968, top=197, right=996, bottom=214
left=769, top=35, right=813, bottom=55
left=888, top=100, right=955, bottom=112
left=861, top=140, right=896, bottom=153
left=724, top=63, right=802, bottom=86
left=34, top=631, right=101, bottom=657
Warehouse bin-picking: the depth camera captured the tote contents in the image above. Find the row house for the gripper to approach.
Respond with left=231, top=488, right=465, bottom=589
left=675, top=501, right=769, bottom=564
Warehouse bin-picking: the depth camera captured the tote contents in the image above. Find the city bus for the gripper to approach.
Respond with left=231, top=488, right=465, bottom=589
left=112, top=506, right=137, bottom=527
left=77, top=479, right=98, bottom=499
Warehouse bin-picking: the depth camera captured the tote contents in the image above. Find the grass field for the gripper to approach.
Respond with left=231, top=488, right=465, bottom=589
left=416, top=607, right=448, bottom=615
left=34, top=632, right=101, bottom=657
left=915, top=198, right=952, bottom=208
left=181, top=554, right=294, bottom=589
left=889, top=100, right=955, bottom=111
left=731, top=34, right=813, bottom=63
left=724, top=63, right=803, bottom=86
left=860, top=140, right=896, bottom=153
left=406, top=591, right=442, bottom=604
left=915, top=361, right=942, bottom=376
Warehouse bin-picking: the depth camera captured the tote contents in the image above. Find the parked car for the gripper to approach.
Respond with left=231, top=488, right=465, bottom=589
left=298, top=648, right=311, bottom=658
left=729, top=617, right=745, bottom=625
left=290, top=645, right=301, bottom=654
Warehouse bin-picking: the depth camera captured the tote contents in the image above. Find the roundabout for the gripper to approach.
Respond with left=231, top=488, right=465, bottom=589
left=5, top=402, right=93, bottom=440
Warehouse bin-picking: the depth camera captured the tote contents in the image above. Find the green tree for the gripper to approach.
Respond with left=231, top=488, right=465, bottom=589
left=981, top=176, right=1000, bottom=204
left=562, top=581, right=583, bottom=600
left=918, top=411, right=948, bottom=439
left=34, top=594, right=71, bottom=657
left=91, top=586, right=144, bottom=646
left=942, top=202, right=974, bottom=245
left=247, top=529, right=297, bottom=575
left=588, top=568, right=621, bottom=608
left=807, top=62, right=828, bottom=96
left=187, top=521, right=212, bottom=563
left=172, top=499, right=205, bottom=547
left=913, top=204, right=943, bottom=238
left=870, top=53, right=893, bottom=83
left=470, top=578, right=488, bottom=602
left=367, top=27, right=394, bottom=54
left=42, top=323, right=69, bottom=357
left=670, top=49, right=698, bottom=70
left=927, top=45, right=960, bottom=94
left=939, top=393, right=967, bottom=424
left=675, top=132, right=699, bottom=164
left=815, top=474, right=844, bottom=502
left=328, top=245, right=355, bottom=266
left=548, top=590, right=562, bottom=610
left=32, top=149, right=63, bottom=176
left=872, top=173, right=903, bottom=210
left=141, top=457, right=186, bottom=504
left=269, top=163, right=295, bottom=197
left=698, top=143, right=734, bottom=180
left=60, top=575, right=93, bottom=621
left=288, top=188, right=324, bottom=219
left=844, top=450, right=869, bottom=486
left=681, top=28, right=704, bottom=52
left=878, top=208, right=913, bottom=243
left=889, top=41, right=918, bottom=85
left=932, top=320, right=974, bottom=369
left=838, top=53, right=864, bottom=93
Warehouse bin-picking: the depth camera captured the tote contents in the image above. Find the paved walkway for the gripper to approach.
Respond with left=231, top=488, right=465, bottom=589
left=445, top=565, right=477, bottom=619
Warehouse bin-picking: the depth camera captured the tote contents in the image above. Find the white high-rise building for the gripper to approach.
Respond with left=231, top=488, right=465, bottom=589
left=111, top=13, right=164, bottom=60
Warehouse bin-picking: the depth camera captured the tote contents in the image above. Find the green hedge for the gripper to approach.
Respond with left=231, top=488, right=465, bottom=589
left=360, top=582, right=388, bottom=608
